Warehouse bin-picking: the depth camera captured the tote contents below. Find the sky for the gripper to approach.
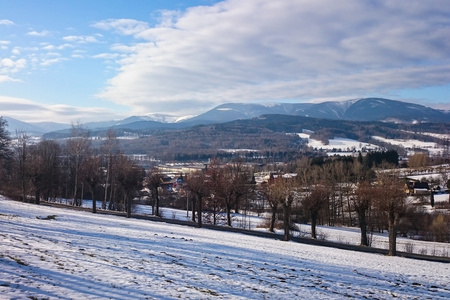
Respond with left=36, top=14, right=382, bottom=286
left=1, top=0, right=450, bottom=123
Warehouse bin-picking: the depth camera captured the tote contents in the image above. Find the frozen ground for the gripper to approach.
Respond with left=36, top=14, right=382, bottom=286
left=298, top=133, right=379, bottom=154
left=1, top=197, right=450, bottom=299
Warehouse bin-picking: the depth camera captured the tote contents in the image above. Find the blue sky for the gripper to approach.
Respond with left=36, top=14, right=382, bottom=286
left=1, top=0, right=449, bottom=123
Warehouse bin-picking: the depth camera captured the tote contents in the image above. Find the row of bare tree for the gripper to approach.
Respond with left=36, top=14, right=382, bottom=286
left=2, top=126, right=145, bottom=218
left=183, top=158, right=410, bottom=256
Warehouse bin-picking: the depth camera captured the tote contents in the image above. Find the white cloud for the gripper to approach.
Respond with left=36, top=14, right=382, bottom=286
left=11, top=47, right=20, bottom=55
left=0, top=58, right=27, bottom=73
left=0, top=96, right=123, bottom=123
left=0, top=75, right=20, bottom=83
left=62, top=35, right=99, bottom=43
left=92, top=19, right=149, bottom=36
left=0, top=19, right=14, bottom=26
left=92, top=0, right=450, bottom=115
left=27, top=30, right=50, bottom=37
left=40, top=57, right=67, bottom=67
left=93, top=53, right=121, bottom=60
left=0, top=40, right=10, bottom=50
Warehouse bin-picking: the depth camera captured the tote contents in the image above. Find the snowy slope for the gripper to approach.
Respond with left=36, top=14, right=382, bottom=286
left=1, top=198, right=450, bottom=299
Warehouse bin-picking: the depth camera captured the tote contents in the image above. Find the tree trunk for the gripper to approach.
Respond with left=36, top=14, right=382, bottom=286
left=269, top=205, right=277, bottom=233
left=339, top=194, right=345, bottom=225
left=283, top=203, right=291, bottom=241
left=191, top=197, right=196, bottom=222
left=126, top=192, right=132, bottom=218
left=358, top=210, right=368, bottom=246
left=73, top=169, right=79, bottom=206
left=197, top=194, right=202, bottom=228
left=35, top=189, right=40, bottom=205
left=311, top=211, right=318, bottom=239
left=102, top=166, right=109, bottom=209
left=346, top=192, right=353, bottom=227
left=154, top=188, right=160, bottom=217
left=213, top=200, right=217, bottom=225
left=226, top=203, right=232, bottom=227
left=91, top=187, right=96, bottom=214
left=388, top=211, right=397, bottom=256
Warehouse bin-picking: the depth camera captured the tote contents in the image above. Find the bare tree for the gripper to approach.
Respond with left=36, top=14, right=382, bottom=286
left=27, top=145, right=44, bottom=204
left=353, top=181, right=375, bottom=246
left=303, top=184, right=329, bottom=239
left=0, top=118, right=11, bottom=194
left=26, top=140, right=62, bottom=205
left=115, top=155, right=144, bottom=218
left=374, top=172, right=408, bottom=256
left=209, top=159, right=251, bottom=227
left=81, top=155, right=103, bottom=213
left=186, top=170, right=209, bottom=228
left=14, top=131, right=30, bottom=202
left=101, top=129, right=119, bottom=209
left=66, top=124, right=91, bottom=206
left=279, top=177, right=296, bottom=241
left=0, top=117, right=11, bottom=160
left=263, top=174, right=295, bottom=238
left=147, top=170, right=163, bottom=217
left=408, top=153, right=429, bottom=169
left=262, top=174, right=281, bottom=233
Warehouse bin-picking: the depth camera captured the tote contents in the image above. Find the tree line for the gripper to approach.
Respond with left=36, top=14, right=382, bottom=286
left=183, top=155, right=416, bottom=256
left=0, top=122, right=145, bottom=218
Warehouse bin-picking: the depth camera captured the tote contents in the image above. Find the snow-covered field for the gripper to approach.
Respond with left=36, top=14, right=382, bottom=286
left=1, top=198, right=450, bottom=299
left=298, top=133, right=380, bottom=155
left=296, top=131, right=449, bottom=157
left=372, top=136, right=447, bottom=156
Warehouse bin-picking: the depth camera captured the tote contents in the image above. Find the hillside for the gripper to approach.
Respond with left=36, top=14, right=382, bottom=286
left=113, top=115, right=449, bottom=159
left=1, top=198, right=449, bottom=299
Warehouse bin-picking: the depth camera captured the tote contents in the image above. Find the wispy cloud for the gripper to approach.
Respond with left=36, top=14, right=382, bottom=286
left=41, top=43, right=73, bottom=51
left=40, top=57, right=68, bottom=67
left=0, top=96, right=122, bottom=123
left=0, top=58, right=27, bottom=73
left=0, top=40, right=10, bottom=50
left=93, top=53, right=121, bottom=60
left=92, top=19, right=149, bottom=36
left=0, top=19, right=15, bottom=26
left=27, top=30, right=50, bottom=37
left=93, top=0, right=450, bottom=115
left=63, top=35, right=99, bottom=43
left=0, top=75, right=20, bottom=83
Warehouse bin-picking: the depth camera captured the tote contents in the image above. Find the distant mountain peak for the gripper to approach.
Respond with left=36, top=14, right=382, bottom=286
left=187, top=98, right=449, bottom=124
left=5, top=97, right=448, bottom=138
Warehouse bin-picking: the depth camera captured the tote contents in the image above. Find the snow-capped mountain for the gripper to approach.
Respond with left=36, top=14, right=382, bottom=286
left=187, top=98, right=449, bottom=124
left=2, top=98, right=448, bottom=137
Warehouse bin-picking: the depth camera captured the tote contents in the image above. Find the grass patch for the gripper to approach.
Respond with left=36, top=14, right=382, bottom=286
left=8, top=255, right=28, bottom=266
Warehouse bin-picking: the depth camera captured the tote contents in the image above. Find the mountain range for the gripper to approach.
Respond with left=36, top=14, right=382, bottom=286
left=2, top=98, right=449, bottom=137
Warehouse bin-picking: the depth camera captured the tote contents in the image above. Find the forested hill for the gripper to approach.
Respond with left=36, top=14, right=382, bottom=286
left=112, top=114, right=449, bottom=160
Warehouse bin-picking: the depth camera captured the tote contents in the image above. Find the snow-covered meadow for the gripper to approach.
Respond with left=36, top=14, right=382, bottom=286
left=1, top=197, right=450, bottom=299
left=297, top=131, right=450, bottom=157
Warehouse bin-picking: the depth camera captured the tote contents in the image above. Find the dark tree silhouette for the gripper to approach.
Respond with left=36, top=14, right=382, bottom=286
left=354, top=181, right=375, bottom=246
left=186, top=170, right=209, bottom=228
left=374, top=172, right=407, bottom=256
left=303, top=185, right=329, bottom=239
